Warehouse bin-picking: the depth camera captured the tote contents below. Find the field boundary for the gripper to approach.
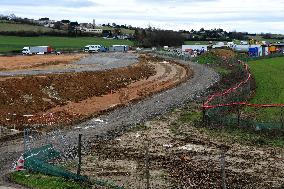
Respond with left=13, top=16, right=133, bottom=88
left=202, top=60, right=284, bottom=131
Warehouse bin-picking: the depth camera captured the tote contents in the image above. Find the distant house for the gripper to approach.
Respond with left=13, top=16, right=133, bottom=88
left=84, top=28, right=103, bottom=34
left=80, top=23, right=94, bottom=29
left=61, top=20, right=70, bottom=24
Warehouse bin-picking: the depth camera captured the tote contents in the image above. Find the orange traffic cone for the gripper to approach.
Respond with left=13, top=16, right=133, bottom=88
left=15, top=155, right=25, bottom=171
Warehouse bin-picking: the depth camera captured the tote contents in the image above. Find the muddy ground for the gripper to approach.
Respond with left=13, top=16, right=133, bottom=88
left=76, top=105, right=283, bottom=189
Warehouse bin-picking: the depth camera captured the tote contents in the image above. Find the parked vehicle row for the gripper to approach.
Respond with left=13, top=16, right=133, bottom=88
left=21, top=44, right=129, bottom=55
left=84, top=44, right=129, bottom=53
left=22, top=46, right=61, bottom=55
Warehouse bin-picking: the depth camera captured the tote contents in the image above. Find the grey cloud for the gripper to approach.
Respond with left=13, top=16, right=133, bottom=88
left=0, top=0, right=96, bottom=8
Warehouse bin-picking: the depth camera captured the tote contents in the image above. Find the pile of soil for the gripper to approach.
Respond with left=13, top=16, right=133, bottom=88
left=211, top=49, right=236, bottom=59
left=0, top=61, right=155, bottom=129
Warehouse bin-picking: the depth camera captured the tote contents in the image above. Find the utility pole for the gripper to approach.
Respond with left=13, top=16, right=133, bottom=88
left=77, top=134, right=82, bottom=176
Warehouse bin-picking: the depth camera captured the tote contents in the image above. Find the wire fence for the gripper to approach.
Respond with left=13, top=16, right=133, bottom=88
left=17, top=128, right=126, bottom=188
left=202, top=60, right=284, bottom=132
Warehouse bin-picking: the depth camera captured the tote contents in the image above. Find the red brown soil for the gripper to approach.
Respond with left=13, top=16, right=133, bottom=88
left=211, top=49, right=236, bottom=58
left=0, top=55, right=191, bottom=130
left=0, top=54, right=85, bottom=71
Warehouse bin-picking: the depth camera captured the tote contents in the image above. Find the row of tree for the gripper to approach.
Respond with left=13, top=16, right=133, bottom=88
left=134, top=28, right=184, bottom=47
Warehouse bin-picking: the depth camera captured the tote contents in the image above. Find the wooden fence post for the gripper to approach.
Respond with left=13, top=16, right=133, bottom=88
left=237, top=105, right=241, bottom=127
left=281, top=107, right=284, bottom=129
left=220, top=145, right=227, bottom=189
left=77, top=134, right=82, bottom=176
left=145, top=139, right=150, bottom=189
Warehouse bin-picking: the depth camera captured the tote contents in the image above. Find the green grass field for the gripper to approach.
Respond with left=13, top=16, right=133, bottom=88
left=184, top=41, right=215, bottom=45
left=0, top=22, right=61, bottom=33
left=249, top=57, right=284, bottom=104
left=247, top=35, right=283, bottom=43
left=248, top=57, right=284, bottom=120
left=98, top=26, right=135, bottom=35
left=0, top=35, right=134, bottom=52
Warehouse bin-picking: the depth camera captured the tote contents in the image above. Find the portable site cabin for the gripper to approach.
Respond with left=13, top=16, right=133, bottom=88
left=109, top=45, right=129, bottom=52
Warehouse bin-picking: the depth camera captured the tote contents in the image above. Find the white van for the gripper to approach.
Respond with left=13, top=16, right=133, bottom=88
left=86, top=45, right=102, bottom=53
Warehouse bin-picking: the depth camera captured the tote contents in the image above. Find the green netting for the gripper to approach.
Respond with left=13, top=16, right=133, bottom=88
left=24, top=144, right=60, bottom=162
left=23, top=144, right=88, bottom=182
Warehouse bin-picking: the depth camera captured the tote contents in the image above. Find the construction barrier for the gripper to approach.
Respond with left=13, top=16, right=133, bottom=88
left=202, top=60, right=284, bottom=131
left=15, top=155, right=25, bottom=171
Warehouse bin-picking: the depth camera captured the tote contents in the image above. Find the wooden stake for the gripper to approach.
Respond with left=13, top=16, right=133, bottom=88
left=77, top=134, right=82, bottom=176
left=220, top=146, right=227, bottom=189
left=145, top=140, right=150, bottom=189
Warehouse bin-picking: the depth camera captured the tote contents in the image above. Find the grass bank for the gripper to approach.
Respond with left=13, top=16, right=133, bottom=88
left=247, top=57, right=284, bottom=121
left=10, top=171, right=90, bottom=189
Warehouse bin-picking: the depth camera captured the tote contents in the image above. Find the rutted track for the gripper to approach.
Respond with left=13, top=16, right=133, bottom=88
left=0, top=57, right=219, bottom=187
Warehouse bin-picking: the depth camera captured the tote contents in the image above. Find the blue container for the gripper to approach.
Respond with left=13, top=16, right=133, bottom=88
left=249, top=47, right=258, bottom=57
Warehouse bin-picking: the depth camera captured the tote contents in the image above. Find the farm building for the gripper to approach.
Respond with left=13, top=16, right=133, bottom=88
left=83, top=28, right=103, bottom=34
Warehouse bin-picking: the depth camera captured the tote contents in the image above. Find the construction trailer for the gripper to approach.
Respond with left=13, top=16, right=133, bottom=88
left=109, top=45, right=129, bottom=52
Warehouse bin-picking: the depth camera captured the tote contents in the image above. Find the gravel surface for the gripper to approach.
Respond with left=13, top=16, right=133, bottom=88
left=0, top=58, right=219, bottom=187
left=0, top=53, right=138, bottom=76
left=76, top=59, right=219, bottom=138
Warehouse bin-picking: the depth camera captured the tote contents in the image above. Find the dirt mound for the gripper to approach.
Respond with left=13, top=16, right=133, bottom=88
left=0, top=60, right=155, bottom=128
left=211, top=49, right=236, bottom=59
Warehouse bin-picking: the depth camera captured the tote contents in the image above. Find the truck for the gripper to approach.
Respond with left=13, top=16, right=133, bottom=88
left=84, top=45, right=107, bottom=53
left=22, top=46, right=53, bottom=55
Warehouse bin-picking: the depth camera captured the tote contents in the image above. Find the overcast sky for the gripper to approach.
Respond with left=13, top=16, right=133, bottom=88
left=1, top=0, right=284, bottom=33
